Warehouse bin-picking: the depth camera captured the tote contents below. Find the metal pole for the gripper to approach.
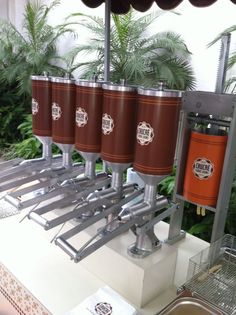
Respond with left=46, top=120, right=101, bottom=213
left=215, top=33, right=231, bottom=94
left=103, top=0, right=111, bottom=172
left=104, top=0, right=111, bottom=81
left=210, top=96, right=236, bottom=242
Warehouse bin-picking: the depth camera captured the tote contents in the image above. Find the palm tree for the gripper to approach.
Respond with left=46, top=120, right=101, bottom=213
left=0, top=0, right=75, bottom=97
left=70, top=10, right=196, bottom=90
left=0, top=0, right=76, bottom=153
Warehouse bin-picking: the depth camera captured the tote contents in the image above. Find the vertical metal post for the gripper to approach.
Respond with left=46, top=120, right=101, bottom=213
left=211, top=97, right=236, bottom=242
left=215, top=33, right=231, bottom=94
left=102, top=0, right=111, bottom=173
left=167, top=110, right=189, bottom=244
left=104, top=0, right=111, bottom=82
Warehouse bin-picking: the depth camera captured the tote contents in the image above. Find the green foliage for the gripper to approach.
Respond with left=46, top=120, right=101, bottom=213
left=187, top=213, right=214, bottom=241
left=0, top=0, right=77, bottom=154
left=4, top=114, right=85, bottom=161
left=158, top=171, right=176, bottom=197
left=70, top=10, right=196, bottom=90
left=225, top=169, right=236, bottom=235
left=158, top=169, right=236, bottom=242
left=4, top=115, right=42, bottom=159
left=0, top=0, right=75, bottom=96
left=209, top=28, right=236, bottom=93
left=0, top=83, right=29, bottom=148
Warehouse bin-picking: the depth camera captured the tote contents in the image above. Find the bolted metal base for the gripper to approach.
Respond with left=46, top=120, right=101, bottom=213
left=128, top=229, right=162, bottom=258
left=165, top=230, right=186, bottom=245
left=128, top=240, right=162, bottom=259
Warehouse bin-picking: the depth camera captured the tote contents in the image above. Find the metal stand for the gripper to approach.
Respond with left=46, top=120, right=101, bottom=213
left=101, top=162, right=130, bottom=233
left=123, top=173, right=172, bottom=258
left=54, top=168, right=180, bottom=262
left=167, top=91, right=236, bottom=244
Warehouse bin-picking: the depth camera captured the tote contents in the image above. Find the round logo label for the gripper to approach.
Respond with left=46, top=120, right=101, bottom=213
left=95, top=302, right=112, bottom=315
left=136, top=121, right=154, bottom=145
left=52, top=102, right=62, bottom=121
left=32, top=98, right=39, bottom=115
left=192, top=158, right=214, bottom=180
left=76, top=107, right=88, bottom=127
left=102, top=113, right=114, bottom=135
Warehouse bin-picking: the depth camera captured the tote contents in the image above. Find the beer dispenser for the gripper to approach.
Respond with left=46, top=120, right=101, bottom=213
left=167, top=91, right=236, bottom=244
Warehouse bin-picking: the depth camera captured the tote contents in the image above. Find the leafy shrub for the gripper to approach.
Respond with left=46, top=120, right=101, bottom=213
left=158, top=169, right=236, bottom=242
left=0, top=0, right=76, bottom=155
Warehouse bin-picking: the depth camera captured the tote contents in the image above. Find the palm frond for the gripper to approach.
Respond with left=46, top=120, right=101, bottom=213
left=0, top=0, right=75, bottom=96
left=69, top=9, right=195, bottom=89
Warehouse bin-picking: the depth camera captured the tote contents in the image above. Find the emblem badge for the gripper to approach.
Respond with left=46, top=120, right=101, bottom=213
left=193, top=158, right=214, bottom=180
left=32, top=98, right=39, bottom=115
left=102, top=113, right=114, bottom=135
left=136, top=121, right=154, bottom=145
left=95, top=302, right=112, bottom=315
left=76, top=107, right=88, bottom=127
left=52, top=102, right=62, bottom=121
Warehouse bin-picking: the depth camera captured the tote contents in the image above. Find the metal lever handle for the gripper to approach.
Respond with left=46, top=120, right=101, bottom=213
left=55, top=189, right=144, bottom=262
left=56, top=218, right=137, bottom=263
left=0, top=158, right=23, bottom=170
left=55, top=237, right=78, bottom=260
left=29, top=212, right=49, bottom=229
left=58, top=188, right=144, bottom=241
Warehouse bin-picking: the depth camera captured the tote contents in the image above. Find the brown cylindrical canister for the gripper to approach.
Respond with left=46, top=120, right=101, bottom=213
left=101, top=83, right=137, bottom=164
left=183, top=131, right=227, bottom=206
left=75, top=80, right=103, bottom=153
left=31, top=74, right=52, bottom=137
left=133, top=88, right=182, bottom=175
left=51, top=77, right=76, bottom=144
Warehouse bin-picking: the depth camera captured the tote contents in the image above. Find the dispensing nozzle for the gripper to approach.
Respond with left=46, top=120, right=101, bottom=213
left=118, top=195, right=169, bottom=222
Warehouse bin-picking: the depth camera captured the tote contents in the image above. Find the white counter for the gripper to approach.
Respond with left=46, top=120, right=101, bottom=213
left=0, top=207, right=209, bottom=315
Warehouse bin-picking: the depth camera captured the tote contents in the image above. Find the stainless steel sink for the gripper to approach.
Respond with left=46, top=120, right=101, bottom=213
left=158, top=296, right=224, bottom=315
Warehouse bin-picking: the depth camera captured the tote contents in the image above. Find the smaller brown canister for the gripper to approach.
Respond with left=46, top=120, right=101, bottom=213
left=133, top=87, right=182, bottom=175
left=31, top=74, right=52, bottom=137
left=75, top=80, right=103, bottom=153
left=101, top=83, right=137, bottom=164
left=51, top=77, right=76, bottom=144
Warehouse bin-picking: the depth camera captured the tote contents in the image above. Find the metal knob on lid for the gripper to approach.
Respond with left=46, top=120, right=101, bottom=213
left=51, top=76, right=76, bottom=144
left=75, top=79, right=104, bottom=153
left=101, top=82, right=137, bottom=164
left=133, top=86, right=182, bottom=175
left=102, top=81, right=137, bottom=92
left=50, top=76, right=75, bottom=84
left=31, top=73, right=52, bottom=137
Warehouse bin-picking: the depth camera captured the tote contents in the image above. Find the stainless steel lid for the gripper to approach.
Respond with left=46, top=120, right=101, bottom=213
left=138, top=87, right=182, bottom=97
left=102, top=82, right=137, bottom=92
left=50, top=76, right=75, bottom=84
left=75, top=79, right=103, bottom=88
left=31, top=74, right=50, bottom=81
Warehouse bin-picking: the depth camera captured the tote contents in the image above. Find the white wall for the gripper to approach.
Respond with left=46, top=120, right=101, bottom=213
left=147, top=0, right=236, bottom=92
left=0, top=0, right=9, bottom=20
left=9, top=0, right=236, bottom=91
